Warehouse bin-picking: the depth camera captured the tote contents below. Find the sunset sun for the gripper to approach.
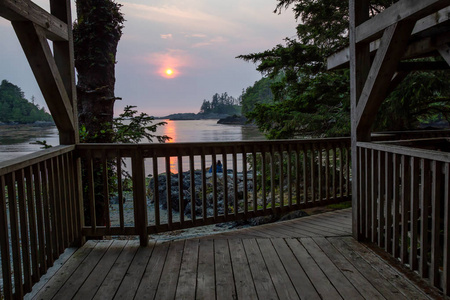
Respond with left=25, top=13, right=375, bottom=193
left=165, top=69, right=173, bottom=76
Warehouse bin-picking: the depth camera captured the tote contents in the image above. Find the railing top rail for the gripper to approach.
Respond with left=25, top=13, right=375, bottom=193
left=75, top=138, right=351, bottom=158
left=0, top=145, right=75, bottom=176
left=76, top=137, right=351, bottom=149
left=358, top=141, right=450, bottom=163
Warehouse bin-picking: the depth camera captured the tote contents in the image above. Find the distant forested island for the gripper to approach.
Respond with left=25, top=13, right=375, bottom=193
left=0, top=80, right=53, bottom=124
left=161, top=82, right=275, bottom=125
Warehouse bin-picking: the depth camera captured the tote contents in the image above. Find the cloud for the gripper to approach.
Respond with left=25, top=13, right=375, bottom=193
left=160, top=33, right=173, bottom=39
left=121, top=2, right=241, bottom=36
left=185, top=33, right=207, bottom=38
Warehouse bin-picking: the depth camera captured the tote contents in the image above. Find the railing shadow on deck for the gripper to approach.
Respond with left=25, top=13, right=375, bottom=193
left=0, top=138, right=351, bottom=299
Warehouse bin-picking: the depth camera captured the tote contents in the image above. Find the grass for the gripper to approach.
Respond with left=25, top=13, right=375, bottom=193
left=327, top=201, right=352, bottom=210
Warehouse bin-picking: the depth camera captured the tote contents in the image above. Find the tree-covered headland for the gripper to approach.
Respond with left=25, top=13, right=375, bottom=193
left=0, top=80, right=53, bottom=124
left=238, top=0, right=450, bottom=139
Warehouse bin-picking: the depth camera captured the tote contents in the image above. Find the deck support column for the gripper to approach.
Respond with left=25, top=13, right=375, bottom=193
left=350, top=0, right=370, bottom=240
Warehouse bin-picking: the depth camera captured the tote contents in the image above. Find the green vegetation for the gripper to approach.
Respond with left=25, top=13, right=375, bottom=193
left=238, top=0, right=449, bottom=139
left=327, top=201, right=352, bottom=210
left=240, top=76, right=277, bottom=116
left=199, top=92, right=241, bottom=115
left=0, top=80, right=53, bottom=124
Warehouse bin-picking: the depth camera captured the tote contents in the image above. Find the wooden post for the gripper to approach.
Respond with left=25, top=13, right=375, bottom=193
left=132, top=150, right=149, bottom=246
left=350, top=0, right=371, bottom=240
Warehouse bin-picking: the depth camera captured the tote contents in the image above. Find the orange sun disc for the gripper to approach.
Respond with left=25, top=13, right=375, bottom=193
left=165, top=69, right=173, bottom=75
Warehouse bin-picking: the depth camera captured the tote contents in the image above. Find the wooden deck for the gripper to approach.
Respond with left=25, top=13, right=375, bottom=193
left=27, top=209, right=436, bottom=299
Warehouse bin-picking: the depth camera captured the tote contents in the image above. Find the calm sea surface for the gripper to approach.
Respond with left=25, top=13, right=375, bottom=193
left=0, top=119, right=265, bottom=163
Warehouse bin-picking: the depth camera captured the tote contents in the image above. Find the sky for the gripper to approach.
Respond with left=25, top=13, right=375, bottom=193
left=0, top=0, right=297, bottom=117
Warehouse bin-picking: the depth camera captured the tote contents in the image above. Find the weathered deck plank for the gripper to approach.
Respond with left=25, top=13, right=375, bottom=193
left=28, top=209, right=436, bottom=300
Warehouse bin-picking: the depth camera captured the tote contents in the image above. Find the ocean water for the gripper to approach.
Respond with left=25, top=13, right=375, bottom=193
left=0, top=120, right=265, bottom=163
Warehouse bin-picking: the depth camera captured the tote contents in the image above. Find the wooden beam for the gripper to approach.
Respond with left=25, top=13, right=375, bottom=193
left=328, top=6, right=450, bottom=70
left=356, top=0, right=450, bottom=44
left=439, top=44, right=450, bottom=66
left=12, top=21, right=76, bottom=143
left=356, top=21, right=416, bottom=134
left=50, top=0, right=79, bottom=143
left=0, top=0, right=68, bottom=41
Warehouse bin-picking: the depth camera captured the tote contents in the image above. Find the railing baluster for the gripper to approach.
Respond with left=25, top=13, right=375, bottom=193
left=295, top=144, right=301, bottom=205
left=392, top=154, right=400, bottom=258
left=6, top=172, right=24, bottom=298
left=345, top=146, right=350, bottom=198
left=278, top=145, right=284, bottom=210
left=118, top=155, right=125, bottom=229
left=40, top=161, right=54, bottom=267
left=371, top=149, right=378, bottom=242
left=332, top=146, right=337, bottom=201
left=212, top=152, right=218, bottom=220
left=102, top=151, right=110, bottom=230
left=378, top=151, right=386, bottom=248
left=232, top=148, right=238, bottom=217
left=16, top=169, right=32, bottom=293
left=339, top=144, right=343, bottom=200
left=410, top=156, right=419, bottom=270
left=385, top=152, right=393, bottom=254
left=365, top=148, right=371, bottom=240
left=318, top=143, right=323, bottom=204
left=443, top=162, right=450, bottom=295
left=54, top=156, right=66, bottom=250
left=201, top=152, right=207, bottom=221
left=262, top=150, right=267, bottom=211
left=311, top=144, right=316, bottom=204
left=86, top=151, right=96, bottom=232
left=223, top=149, right=228, bottom=219
left=165, top=155, right=173, bottom=228
left=243, top=148, right=248, bottom=215
left=152, top=154, right=159, bottom=227
left=325, top=144, right=330, bottom=203
left=419, top=159, right=430, bottom=278
left=252, top=147, right=257, bottom=214
left=0, top=175, right=13, bottom=299
left=32, top=163, right=46, bottom=273
left=401, top=155, right=411, bottom=265
left=302, top=145, right=307, bottom=205
left=64, top=153, right=75, bottom=245
left=358, top=147, right=366, bottom=237
left=178, top=155, right=184, bottom=225
left=59, top=155, right=70, bottom=247
left=48, top=158, right=61, bottom=257
left=287, top=145, right=292, bottom=208
left=189, top=153, right=196, bottom=223
left=431, top=161, right=442, bottom=288
left=270, top=144, right=276, bottom=214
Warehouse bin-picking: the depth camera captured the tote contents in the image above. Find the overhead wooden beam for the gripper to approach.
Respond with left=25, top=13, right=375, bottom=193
left=356, top=20, right=416, bottom=134
left=328, top=6, right=450, bottom=70
left=0, top=0, right=68, bottom=41
left=439, top=44, right=450, bottom=66
left=356, top=0, right=450, bottom=44
left=12, top=21, right=76, bottom=144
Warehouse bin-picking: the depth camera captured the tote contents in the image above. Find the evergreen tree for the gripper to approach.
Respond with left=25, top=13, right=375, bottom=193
left=0, top=80, right=53, bottom=124
left=238, top=0, right=449, bottom=138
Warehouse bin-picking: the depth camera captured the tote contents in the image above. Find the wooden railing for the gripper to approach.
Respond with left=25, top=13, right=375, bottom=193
left=0, top=146, right=82, bottom=299
left=76, top=138, right=351, bottom=245
left=357, top=142, right=450, bottom=294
